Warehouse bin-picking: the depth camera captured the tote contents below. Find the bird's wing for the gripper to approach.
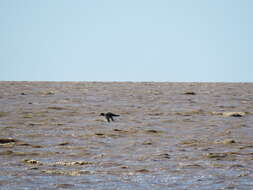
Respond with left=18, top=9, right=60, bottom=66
left=111, top=113, right=120, bottom=116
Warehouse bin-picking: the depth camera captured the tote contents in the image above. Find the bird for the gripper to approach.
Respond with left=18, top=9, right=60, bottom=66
left=100, top=112, right=120, bottom=122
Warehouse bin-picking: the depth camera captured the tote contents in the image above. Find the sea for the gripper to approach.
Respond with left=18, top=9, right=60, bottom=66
left=0, top=82, right=253, bottom=190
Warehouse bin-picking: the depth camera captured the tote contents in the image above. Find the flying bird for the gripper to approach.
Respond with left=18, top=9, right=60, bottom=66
left=100, top=112, right=120, bottom=122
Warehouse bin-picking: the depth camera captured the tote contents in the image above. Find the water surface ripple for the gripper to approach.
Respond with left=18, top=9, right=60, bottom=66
left=0, top=82, right=253, bottom=189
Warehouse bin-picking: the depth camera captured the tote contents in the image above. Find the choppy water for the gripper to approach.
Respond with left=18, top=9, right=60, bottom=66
left=0, top=82, right=253, bottom=190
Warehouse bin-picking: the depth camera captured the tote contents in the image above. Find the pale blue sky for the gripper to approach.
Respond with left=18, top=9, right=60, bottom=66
left=0, top=0, right=252, bottom=82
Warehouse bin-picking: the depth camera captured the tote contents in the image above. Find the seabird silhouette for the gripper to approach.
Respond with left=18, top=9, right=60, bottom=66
left=100, top=112, right=120, bottom=122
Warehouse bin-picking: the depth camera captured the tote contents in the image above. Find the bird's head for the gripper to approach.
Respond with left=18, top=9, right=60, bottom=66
left=100, top=113, right=105, bottom=116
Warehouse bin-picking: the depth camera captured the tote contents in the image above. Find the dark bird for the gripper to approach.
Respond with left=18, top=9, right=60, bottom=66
left=100, top=112, right=120, bottom=122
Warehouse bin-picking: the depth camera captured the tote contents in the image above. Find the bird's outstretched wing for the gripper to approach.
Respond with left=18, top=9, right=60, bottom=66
left=110, top=113, right=120, bottom=117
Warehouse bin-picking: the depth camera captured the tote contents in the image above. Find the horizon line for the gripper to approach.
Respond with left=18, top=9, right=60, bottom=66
left=0, top=80, right=252, bottom=83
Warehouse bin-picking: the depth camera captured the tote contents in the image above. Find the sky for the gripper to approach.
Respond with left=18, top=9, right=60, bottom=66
left=0, top=0, right=252, bottom=82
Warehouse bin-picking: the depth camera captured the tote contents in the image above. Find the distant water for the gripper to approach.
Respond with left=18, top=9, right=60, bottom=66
left=0, top=82, right=253, bottom=190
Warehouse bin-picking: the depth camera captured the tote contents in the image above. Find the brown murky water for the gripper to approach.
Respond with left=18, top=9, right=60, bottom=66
left=0, top=82, right=253, bottom=190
